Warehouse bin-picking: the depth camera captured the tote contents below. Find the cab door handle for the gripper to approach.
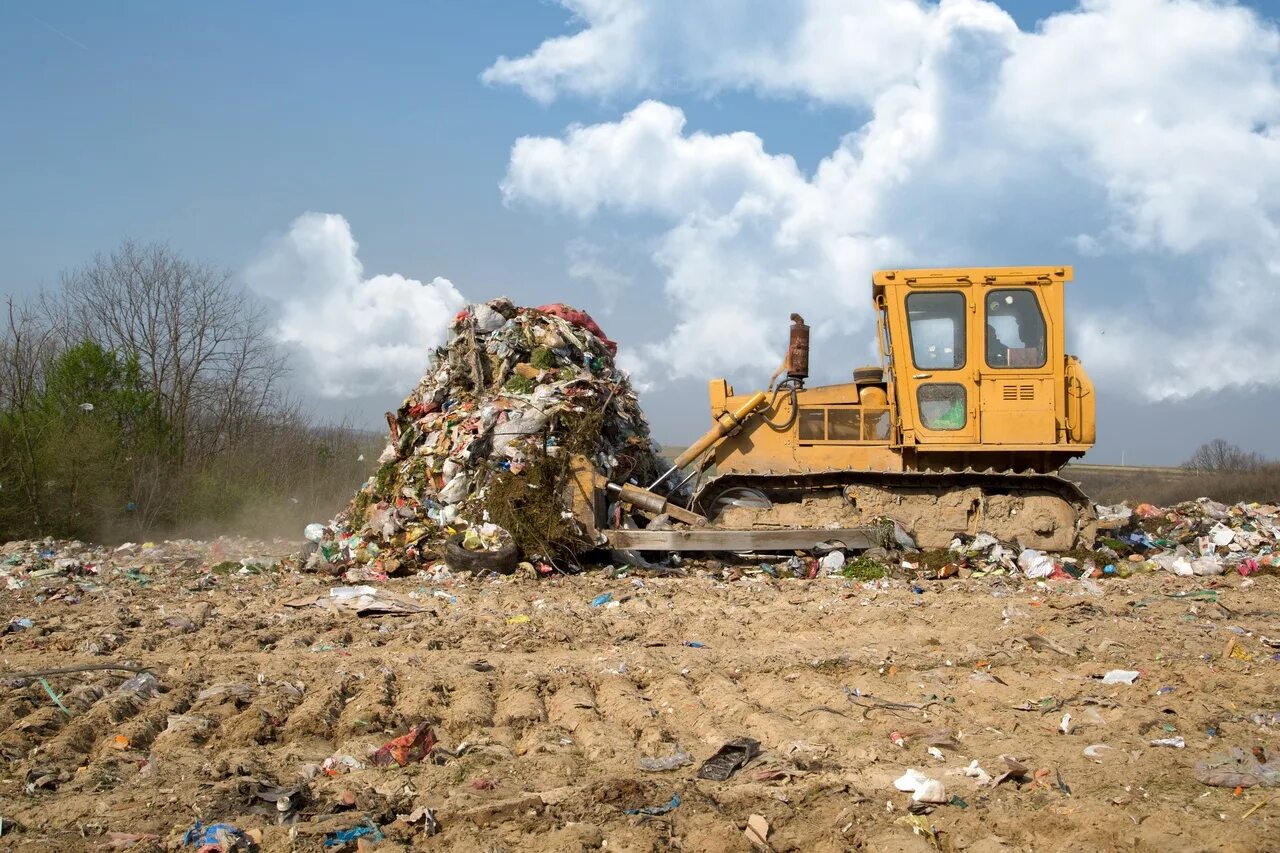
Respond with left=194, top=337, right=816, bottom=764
left=913, top=373, right=932, bottom=379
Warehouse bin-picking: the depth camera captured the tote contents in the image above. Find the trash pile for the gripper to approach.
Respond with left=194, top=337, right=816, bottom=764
left=1, top=541, right=101, bottom=592
left=306, top=299, right=663, bottom=578
left=927, top=498, right=1280, bottom=582
left=1, top=537, right=289, bottom=595
left=1097, top=498, right=1280, bottom=576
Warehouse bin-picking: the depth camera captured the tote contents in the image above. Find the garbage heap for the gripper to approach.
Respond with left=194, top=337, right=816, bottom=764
left=1, top=537, right=291, bottom=594
left=1094, top=498, right=1280, bottom=576
left=307, top=299, right=663, bottom=577
left=940, top=497, right=1280, bottom=581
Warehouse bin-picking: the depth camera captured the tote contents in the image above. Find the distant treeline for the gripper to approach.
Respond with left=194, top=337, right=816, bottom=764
left=1071, top=438, right=1278, bottom=507
left=1, top=240, right=377, bottom=543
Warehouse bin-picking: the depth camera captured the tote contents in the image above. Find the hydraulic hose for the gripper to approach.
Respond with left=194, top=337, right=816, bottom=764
left=763, top=379, right=800, bottom=431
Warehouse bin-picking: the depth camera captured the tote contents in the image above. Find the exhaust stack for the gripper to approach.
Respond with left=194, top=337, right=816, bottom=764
left=786, top=313, right=810, bottom=384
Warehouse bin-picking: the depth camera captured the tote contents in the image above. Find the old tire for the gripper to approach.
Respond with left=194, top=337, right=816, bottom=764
left=444, top=531, right=519, bottom=575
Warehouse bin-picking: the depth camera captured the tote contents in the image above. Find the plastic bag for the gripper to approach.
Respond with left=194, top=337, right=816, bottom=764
left=1018, top=549, right=1057, bottom=579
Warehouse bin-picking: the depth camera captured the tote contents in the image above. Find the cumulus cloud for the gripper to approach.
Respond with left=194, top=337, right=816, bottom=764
left=483, top=0, right=947, bottom=107
left=492, top=0, right=1280, bottom=400
left=245, top=213, right=465, bottom=398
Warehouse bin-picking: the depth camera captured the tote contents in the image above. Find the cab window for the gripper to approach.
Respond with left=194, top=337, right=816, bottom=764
left=985, top=289, right=1047, bottom=368
left=906, top=292, right=966, bottom=370
left=918, top=384, right=967, bottom=430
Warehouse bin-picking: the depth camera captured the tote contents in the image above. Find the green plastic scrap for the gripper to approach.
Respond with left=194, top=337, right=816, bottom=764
left=1166, top=590, right=1220, bottom=601
left=38, top=678, right=71, bottom=716
left=1133, top=588, right=1219, bottom=609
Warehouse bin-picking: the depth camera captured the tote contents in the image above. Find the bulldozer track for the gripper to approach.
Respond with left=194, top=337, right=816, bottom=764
left=693, top=468, right=1097, bottom=550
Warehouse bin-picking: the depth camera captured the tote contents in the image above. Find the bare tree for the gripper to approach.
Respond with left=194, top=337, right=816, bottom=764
left=58, top=240, right=288, bottom=466
left=1184, top=438, right=1264, bottom=472
left=2, top=240, right=371, bottom=541
left=0, top=297, right=61, bottom=531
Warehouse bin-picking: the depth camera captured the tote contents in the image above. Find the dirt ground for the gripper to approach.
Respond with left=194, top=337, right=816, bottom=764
left=2, top=541, right=1278, bottom=852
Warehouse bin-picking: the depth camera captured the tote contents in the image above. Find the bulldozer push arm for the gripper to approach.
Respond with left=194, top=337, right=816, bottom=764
left=647, top=390, right=770, bottom=490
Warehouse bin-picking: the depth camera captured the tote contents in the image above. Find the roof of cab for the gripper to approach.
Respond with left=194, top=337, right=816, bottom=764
left=871, top=266, right=1072, bottom=300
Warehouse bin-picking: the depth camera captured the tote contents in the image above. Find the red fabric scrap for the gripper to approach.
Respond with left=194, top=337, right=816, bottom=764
left=370, top=723, right=437, bottom=767
left=405, top=401, right=440, bottom=420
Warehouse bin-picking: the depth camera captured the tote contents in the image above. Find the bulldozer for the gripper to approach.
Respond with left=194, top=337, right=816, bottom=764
left=570, top=266, right=1097, bottom=554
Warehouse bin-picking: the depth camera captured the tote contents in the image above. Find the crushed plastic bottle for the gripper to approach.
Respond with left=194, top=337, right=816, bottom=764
left=115, top=672, right=160, bottom=701
left=638, top=746, right=693, bottom=772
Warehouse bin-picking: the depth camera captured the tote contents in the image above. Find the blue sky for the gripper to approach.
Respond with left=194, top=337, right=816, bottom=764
left=6, top=0, right=1280, bottom=464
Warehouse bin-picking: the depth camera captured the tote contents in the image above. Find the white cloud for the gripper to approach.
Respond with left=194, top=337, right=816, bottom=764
left=997, top=0, right=1280, bottom=254
left=483, top=0, right=963, bottom=107
left=493, top=0, right=1280, bottom=400
left=503, top=100, right=811, bottom=220
left=245, top=213, right=466, bottom=398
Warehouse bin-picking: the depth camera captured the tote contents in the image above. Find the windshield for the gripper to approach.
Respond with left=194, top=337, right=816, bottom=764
left=985, top=289, right=1047, bottom=368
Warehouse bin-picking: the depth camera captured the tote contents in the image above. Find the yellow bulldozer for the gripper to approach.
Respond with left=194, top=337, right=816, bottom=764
left=571, top=266, right=1097, bottom=554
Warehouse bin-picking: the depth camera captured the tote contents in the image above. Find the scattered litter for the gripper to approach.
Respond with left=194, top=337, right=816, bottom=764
left=182, top=821, right=254, bottom=852
left=255, top=784, right=304, bottom=825
left=744, top=813, right=770, bottom=847
left=37, top=678, right=70, bottom=716
left=1195, top=747, right=1280, bottom=788
left=370, top=723, right=437, bottom=767
left=697, top=737, right=761, bottom=781
left=820, top=550, right=846, bottom=575
left=638, top=746, right=693, bottom=772
left=963, top=760, right=992, bottom=786
left=894, top=814, right=940, bottom=849
left=24, top=766, right=70, bottom=792
left=316, top=755, right=365, bottom=777
left=590, top=592, right=614, bottom=608
left=399, top=806, right=441, bottom=836
left=323, top=818, right=383, bottom=848
left=1225, top=637, right=1254, bottom=661
left=283, top=586, right=428, bottom=617
left=1150, top=736, right=1186, bottom=749
left=1101, top=669, right=1141, bottom=685
left=1083, top=744, right=1115, bottom=761
left=895, top=768, right=949, bottom=803
left=1019, top=549, right=1058, bottom=579
left=992, top=755, right=1031, bottom=786
left=624, top=793, right=681, bottom=816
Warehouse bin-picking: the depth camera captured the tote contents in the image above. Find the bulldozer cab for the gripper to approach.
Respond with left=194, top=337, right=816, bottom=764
left=874, top=267, right=1073, bottom=450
